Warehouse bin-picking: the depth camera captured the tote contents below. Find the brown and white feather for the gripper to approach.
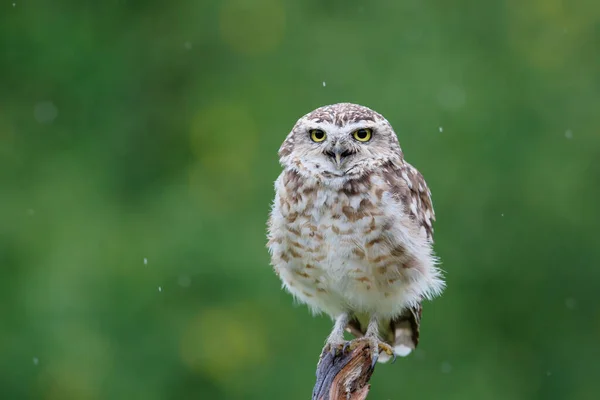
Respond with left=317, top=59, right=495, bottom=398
left=267, top=103, right=444, bottom=359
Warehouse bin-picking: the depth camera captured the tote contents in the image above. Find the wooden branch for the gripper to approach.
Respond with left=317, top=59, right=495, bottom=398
left=312, top=342, right=375, bottom=400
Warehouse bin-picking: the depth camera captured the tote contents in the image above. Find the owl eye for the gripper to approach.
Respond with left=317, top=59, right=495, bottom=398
left=310, top=129, right=326, bottom=142
left=353, top=128, right=372, bottom=142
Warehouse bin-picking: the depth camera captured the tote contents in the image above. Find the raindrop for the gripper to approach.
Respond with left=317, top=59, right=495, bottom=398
left=178, top=275, right=191, bottom=288
left=565, top=298, right=576, bottom=309
left=501, top=213, right=504, bottom=217
left=436, top=84, right=466, bottom=110
left=143, top=258, right=148, bottom=265
left=322, top=81, right=326, bottom=87
left=414, top=349, right=426, bottom=360
left=158, top=286, right=162, bottom=292
left=33, top=357, right=39, bottom=365
left=440, top=361, right=452, bottom=374
left=34, top=101, right=58, bottom=124
left=565, top=129, right=573, bottom=139
left=438, top=126, right=443, bottom=133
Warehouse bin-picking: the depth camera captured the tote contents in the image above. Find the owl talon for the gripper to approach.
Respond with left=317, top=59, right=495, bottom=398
left=323, top=340, right=347, bottom=357
left=351, top=336, right=395, bottom=366
left=371, top=352, right=379, bottom=369
left=342, top=341, right=351, bottom=354
left=329, top=345, right=337, bottom=357
left=377, top=342, right=395, bottom=357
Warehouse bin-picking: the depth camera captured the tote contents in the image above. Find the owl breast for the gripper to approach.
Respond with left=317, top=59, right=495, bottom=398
left=267, top=169, right=441, bottom=318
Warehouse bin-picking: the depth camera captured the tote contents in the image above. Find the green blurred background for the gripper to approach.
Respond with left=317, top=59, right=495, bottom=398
left=2, top=0, right=599, bottom=399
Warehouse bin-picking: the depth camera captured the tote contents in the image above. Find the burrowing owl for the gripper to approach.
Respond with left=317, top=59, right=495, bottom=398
left=267, top=103, right=444, bottom=363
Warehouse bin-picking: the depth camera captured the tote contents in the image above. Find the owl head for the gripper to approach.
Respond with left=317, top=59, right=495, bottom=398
left=278, top=103, right=403, bottom=182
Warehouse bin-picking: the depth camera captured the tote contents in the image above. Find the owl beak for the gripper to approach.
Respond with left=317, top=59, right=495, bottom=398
left=326, top=142, right=353, bottom=168
left=334, top=149, right=343, bottom=166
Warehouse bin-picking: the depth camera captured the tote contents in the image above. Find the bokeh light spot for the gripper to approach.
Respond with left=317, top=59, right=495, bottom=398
left=219, top=0, right=286, bottom=55
left=34, top=101, right=58, bottom=124
left=180, top=305, right=267, bottom=384
left=190, top=102, right=257, bottom=173
left=35, top=325, right=112, bottom=400
left=437, top=84, right=466, bottom=111
left=188, top=102, right=258, bottom=211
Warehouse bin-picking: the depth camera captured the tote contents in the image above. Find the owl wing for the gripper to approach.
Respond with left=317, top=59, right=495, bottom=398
left=345, top=161, right=436, bottom=355
left=382, top=161, right=436, bottom=242
left=380, top=161, right=435, bottom=355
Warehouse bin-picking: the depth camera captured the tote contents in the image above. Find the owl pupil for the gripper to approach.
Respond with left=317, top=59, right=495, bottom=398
left=314, top=131, right=324, bottom=139
left=357, top=130, right=366, bottom=138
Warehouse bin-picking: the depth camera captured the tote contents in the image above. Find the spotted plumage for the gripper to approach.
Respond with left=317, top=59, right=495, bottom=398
left=267, top=103, right=444, bottom=362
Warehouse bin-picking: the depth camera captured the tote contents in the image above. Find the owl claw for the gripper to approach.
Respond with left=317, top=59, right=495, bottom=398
left=342, top=341, right=351, bottom=353
left=375, top=341, right=395, bottom=357
left=350, top=336, right=395, bottom=367
left=329, top=345, right=336, bottom=357
left=323, top=340, right=351, bottom=357
left=371, top=352, right=379, bottom=369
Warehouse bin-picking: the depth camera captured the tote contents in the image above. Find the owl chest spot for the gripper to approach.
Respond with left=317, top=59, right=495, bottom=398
left=285, top=192, right=399, bottom=299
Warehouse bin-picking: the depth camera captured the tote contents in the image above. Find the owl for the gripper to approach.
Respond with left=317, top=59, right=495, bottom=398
left=267, top=103, right=444, bottom=363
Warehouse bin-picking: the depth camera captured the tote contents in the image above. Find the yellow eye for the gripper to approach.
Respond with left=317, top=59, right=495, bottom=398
left=310, top=129, right=326, bottom=142
left=353, top=128, right=372, bottom=142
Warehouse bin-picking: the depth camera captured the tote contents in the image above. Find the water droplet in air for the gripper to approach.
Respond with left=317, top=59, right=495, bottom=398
left=143, top=258, right=148, bottom=265
left=158, top=286, right=162, bottom=292
left=178, top=275, right=191, bottom=288
left=322, top=81, right=326, bottom=87
left=501, top=213, right=504, bottom=217
left=565, top=129, right=573, bottom=139
left=34, top=101, right=58, bottom=124
left=565, top=298, right=576, bottom=309
left=438, top=126, right=443, bottom=132
left=414, top=349, right=426, bottom=360
left=440, top=361, right=452, bottom=373
left=436, top=84, right=466, bottom=110
left=33, top=357, right=39, bottom=365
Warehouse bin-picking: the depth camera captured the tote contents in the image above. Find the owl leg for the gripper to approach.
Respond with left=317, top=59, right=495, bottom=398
left=356, top=314, right=395, bottom=367
left=322, top=312, right=351, bottom=356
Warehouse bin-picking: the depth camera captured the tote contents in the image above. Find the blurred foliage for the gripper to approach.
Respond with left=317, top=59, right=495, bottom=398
left=1, top=0, right=600, bottom=399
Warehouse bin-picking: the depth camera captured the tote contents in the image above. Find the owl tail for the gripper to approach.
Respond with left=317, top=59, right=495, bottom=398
left=390, top=303, right=422, bottom=358
left=390, top=318, right=417, bottom=357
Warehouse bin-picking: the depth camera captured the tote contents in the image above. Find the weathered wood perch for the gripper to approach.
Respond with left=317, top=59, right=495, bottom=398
left=312, top=342, right=375, bottom=400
